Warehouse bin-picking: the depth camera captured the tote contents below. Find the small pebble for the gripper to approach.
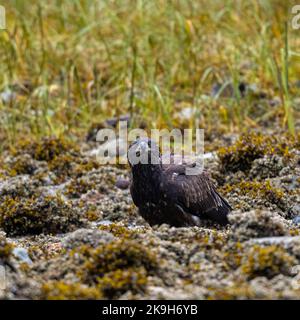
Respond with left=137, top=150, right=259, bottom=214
left=12, top=248, right=33, bottom=265
left=115, top=178, right=130, bottom=190
left=292, top=215, right=300, bottom=225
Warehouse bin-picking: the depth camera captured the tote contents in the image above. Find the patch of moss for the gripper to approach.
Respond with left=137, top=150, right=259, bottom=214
left=98, top=224, right=142, bottom=239
left=221, top=180, right=284, bottom=206
left=72, top=239, right=157, bottom=288
left=73, top=159, right=100, bottom=177
left=19, top=262, right=31, bottom=273
left=289, top=228, right=300, bottom=236
left=223, top=242, right=244, bottom=271
left=223, top=242, right=244, bottom=270
left=195, top=230, right=228, bottom=250
left=0, top=234, right=13, bottom=261
left=41, top=281, right=102, bottom=300
left=48, top=154, right=76, bottom=178
left=65, top=178, right=96, bottom=198
left=0, top=171, right=7, bottom=180
left=0, top=194, right=84, bottom=236
left=240, top=245, right=296, bottom=279
left=0, top=160, right=7, bottom=179
left=218, top=132, right=293, bottom=172
left=49, top=154, right=100, bottom=184
left=11, top=136, right=78, bottom=162
left=207, top=283, right=257, bottom=300
left=228, top=210, right=288, bottom=241
left=28, top=242, right=65, bottom=261
left=97, top=267, right=148, bottom=299
left=6, top=155, right=38, bottom=176
left=85, top=209, right=100, bottom=222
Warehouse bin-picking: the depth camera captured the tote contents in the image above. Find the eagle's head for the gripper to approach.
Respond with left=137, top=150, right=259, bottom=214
left=128, top=138, right=161, bottom=167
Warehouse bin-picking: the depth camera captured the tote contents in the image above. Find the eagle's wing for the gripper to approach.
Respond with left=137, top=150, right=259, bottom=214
left=161, top=165, right=231, bottom=225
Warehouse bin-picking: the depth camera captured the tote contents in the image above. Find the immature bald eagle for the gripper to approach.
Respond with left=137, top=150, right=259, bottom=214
left=128, top=138, right=231, bottom=227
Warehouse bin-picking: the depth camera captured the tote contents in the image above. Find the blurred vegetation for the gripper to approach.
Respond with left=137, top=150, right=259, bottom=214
left=0, top=0, right=299, bottom=148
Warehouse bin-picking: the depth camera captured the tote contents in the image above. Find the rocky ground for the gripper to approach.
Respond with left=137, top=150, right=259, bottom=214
left=0, top=129, right=300, bottom=300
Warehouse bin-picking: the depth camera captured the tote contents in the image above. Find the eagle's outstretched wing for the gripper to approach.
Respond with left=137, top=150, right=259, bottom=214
left=161, top=165, right=231, bottom=225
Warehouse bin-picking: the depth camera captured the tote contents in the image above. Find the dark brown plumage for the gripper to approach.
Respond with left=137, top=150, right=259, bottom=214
left=128, top=138, right=231, bottom=227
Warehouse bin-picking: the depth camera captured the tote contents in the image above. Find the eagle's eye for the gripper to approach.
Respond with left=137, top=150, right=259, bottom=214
left=136, top=151, right=141, bottom=157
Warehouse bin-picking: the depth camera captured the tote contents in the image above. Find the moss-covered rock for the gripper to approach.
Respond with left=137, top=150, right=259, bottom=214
left=11, top=136, right=78, bottom=162
left=207, top=282, right=257, bottom=300
left=62, top=229, right=115, bottom=250
left=240, top=245, right=297, bottom=279
left=1, top=130, right=299, bottom=300
left=48, top=154, right=77, bottom=178
left=221, top=180, right=285, bottom=208
left=218, top=133, right=293, bottom=173
left=98, top=223, right=143, bottom=239
left=229, top=210, right=288, bottom=241
left=65, top=178, right=96, bottom=198
left=74, top=239, right=158, bottom=283
left=0, top=233, right=13, bottom=261
left=41, top=281, right=102, bottom=300
left=68, top=239, right=158, bottom=298
left=0, top=175, right=38, bottom=198
left=48, top=154, right=99, bottom=183
left=249, top=155, right=285, bottom=179
left=0, top=194, right=84, bottom=236
left=98, top=267, right=148, bottom=299
left=5, top=154, right=40, bottom=176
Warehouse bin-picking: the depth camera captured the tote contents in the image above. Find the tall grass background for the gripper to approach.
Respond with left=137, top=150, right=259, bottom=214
left=0, top=0, right=299, bottom=148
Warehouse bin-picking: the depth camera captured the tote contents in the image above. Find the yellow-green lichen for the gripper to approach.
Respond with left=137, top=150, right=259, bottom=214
left=218, top=133, right=293, bottom=172
left=5, top=156, right=37, bottom=176
left=65, top=178, right=96, bottom=198
left=85, top=209, right=100, bottom=222
left=48, top=154, right=76, bottom=179
left=0, top=194, right=83, bottom=236
left=41, top=281, right=102, bottom=300
left=98, top=224, right=143, bottom=239
left=97, top=267, right=148, bottom=299
left=0, top=235, right=13, bottom=260
left=74, top=239, right=157, bottom=282
left=240, top=245, right=296, bottom=279
left=72, top=159, right=100, bottom=176
left=49, top=155, right=99, bottom=183
left=221, top=180, right=284, bottom=205
left=11, top=136, right=78, bottom=162
left=223, top=242, right=244, bottom=270
left=28, top=242, right=65, bottom=261
left=207, top=283, right=257, bottom=300
left=70, top=239, right=157, bottom=298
